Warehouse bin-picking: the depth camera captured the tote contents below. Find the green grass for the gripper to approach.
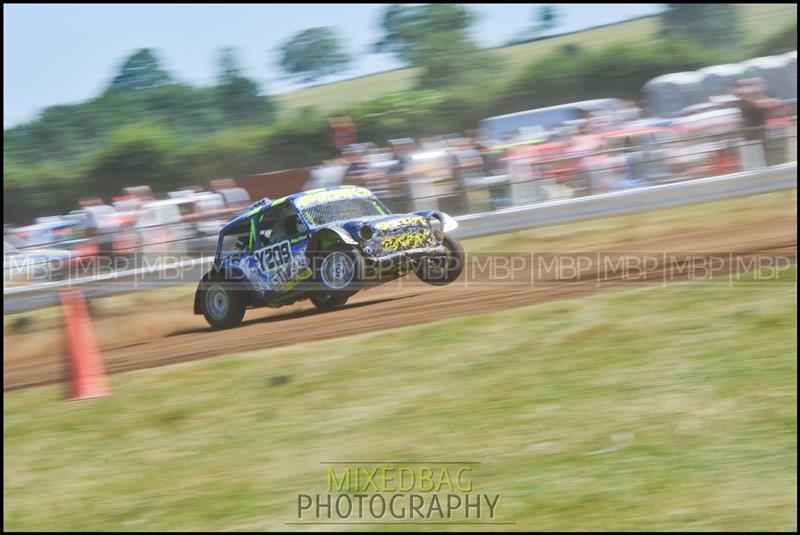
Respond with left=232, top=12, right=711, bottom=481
left=275, top=68, right=419, bottom=120
left=467, top=188, right=797, bottom=253
left=274, top=4, right=798, bottom=118
left=4, top=264, right=796, bottom=531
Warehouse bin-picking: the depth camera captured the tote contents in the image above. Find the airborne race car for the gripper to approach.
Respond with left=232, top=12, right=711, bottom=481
left=195, top=186, right=464, bottom=329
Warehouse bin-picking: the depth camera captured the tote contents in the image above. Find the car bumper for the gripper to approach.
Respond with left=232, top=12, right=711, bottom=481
left=363, top=244, right=448, bottom=265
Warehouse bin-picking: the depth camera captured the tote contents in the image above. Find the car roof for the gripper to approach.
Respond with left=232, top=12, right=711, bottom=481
left=221, top=185, right=374, bottom=233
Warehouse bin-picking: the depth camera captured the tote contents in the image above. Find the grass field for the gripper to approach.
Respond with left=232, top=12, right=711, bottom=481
left=274, top=4, right=798, bottom=118
left=464, top=188, right=797, bottom=253
left=4, top=260, right=796, bottom=530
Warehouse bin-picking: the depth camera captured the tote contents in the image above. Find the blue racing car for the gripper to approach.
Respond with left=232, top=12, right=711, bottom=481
left=194, top=186, right=464, bottom=328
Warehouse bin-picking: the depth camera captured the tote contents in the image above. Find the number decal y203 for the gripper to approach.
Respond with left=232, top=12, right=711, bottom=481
left=254, top=241, right=291, bottom=273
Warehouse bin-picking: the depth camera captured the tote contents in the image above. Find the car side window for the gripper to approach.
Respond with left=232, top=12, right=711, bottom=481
left=269, top=205, right=307, bottom=244
left=253, top=207, right=281, bottom=250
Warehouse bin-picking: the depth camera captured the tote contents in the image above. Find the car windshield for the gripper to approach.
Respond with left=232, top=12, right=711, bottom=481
left=301, top=197, right=388, bottom=226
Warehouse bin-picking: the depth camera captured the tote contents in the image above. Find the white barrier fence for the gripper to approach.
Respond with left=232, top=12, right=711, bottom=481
left=452, top=162, right=797, bottom=239
left=4, top=162, right=796, bottom=314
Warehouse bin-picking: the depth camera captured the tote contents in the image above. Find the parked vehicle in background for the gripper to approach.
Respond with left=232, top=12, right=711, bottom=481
left=479, top=98, right=633, bottom=145
left=189, top=192, right=232, bottom=253
left=500, top=139, right=587, bottom=199
left=675, top=95, right=740, bottom=117
left=216, top=187, right=252, bottom=212
left=11, top=219, right=85, bottom=248
left=134, top=199, right=196, bottom=256
left=135, top=193, right=232, bottom=255
left=598, top=126, right=676, bottom=185
left=667, top=107, right=744, bottom=179
left=67, top=203, right=141, bottom=259
left=67, top=204, right=118, bottom=233
left=403, top=148, right=463, bottom=214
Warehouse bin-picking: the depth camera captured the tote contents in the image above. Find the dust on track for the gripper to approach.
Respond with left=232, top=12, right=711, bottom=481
left=4, top=217, right=796, bottom=391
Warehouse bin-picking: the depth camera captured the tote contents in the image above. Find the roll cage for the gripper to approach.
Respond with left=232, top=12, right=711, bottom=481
left=214, top=198, right=309, bottom=264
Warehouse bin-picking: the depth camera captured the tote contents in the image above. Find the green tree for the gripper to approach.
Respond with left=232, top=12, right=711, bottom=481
left=176, top=126, right=271, bottom=181
left=374, top=4, right=476, bottom=66
left=374, top=4, right=500, bottom=89
left=501, top=39, right=722, bottom=116
left=140, top=83, right=224, bottom=135
left=538, top=6, right=559, bottom=31
left=216, top=47, right=276, bottom=126
left=278, top=27, right=351, bottom=83
left=413, top=31, right=500, bottom=89
left=107, top=48, right=173, bottom=93
left=83, top=124, right=184, bottom=199
left=660, top=4, right=742, bottom=50
left=4, top=162, right=82, bottom=224
left=218, top=46, right=242, bottom=81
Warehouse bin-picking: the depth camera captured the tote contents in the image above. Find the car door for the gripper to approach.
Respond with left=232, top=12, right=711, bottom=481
left=252, top=204, right=312, bottom=293
left=238, top=206, right=278, bottom=293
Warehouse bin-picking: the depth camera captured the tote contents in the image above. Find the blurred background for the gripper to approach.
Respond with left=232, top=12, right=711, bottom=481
left=3, top=5, right=797, bottom=532
left=4, top=3, right=797, bottom=286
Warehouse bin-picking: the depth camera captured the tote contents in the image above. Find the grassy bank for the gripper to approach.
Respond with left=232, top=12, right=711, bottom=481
left=274, top=4, right=797, bottom=118
left=4, top=263, right=796, bottom=530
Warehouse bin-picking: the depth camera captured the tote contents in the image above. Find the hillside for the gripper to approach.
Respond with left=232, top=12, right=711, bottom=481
left=273, top=4, right=797, bottom=118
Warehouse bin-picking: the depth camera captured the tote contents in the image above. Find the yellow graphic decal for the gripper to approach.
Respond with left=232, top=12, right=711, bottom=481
left=277, top=266, right=313, bottom=293
left=380, top=229, right=429, bottom=252
left=374, top=216, right=426, bottom=231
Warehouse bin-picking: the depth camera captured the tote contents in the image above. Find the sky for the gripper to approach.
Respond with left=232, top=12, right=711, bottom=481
left=3, top=3, right=664, bottom=128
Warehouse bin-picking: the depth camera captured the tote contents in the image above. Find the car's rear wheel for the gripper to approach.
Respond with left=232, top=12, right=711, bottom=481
left=414, top=235, right=464, bottom=286
left=200, top=279, right=246, bottom=329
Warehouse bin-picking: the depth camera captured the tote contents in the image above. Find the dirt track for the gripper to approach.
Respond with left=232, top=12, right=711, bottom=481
left=4, top=217, right=796, bottom=391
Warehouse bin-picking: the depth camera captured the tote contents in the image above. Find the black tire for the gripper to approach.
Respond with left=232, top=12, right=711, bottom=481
left=414, top=235, right=464, bottom=286
left=199, top=279, right=246, bottom=329
left=311, top=243, right=363, bottom=300
left=309, top=293, right=349, bottom=309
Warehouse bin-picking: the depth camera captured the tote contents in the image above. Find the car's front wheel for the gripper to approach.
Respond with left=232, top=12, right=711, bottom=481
left=199, top=279, right=246, bottom=329
left=312, top=244, right=363, bottom=300
left=413, top=235, right=464, bottom=286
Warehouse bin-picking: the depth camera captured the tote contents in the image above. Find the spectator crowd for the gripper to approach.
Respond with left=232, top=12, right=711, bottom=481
left=309, top=79, right=795, bottom=215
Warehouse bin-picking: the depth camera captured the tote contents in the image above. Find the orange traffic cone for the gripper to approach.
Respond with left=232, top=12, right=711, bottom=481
left=60, top=289, right=110, bottom=400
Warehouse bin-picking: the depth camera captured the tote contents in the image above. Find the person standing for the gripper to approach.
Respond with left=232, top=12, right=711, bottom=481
left=341, top=144, right=371, bottom=186
left=385, top=138, right=417, bottom=212
left=736, top=80, right=770, bottom=170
